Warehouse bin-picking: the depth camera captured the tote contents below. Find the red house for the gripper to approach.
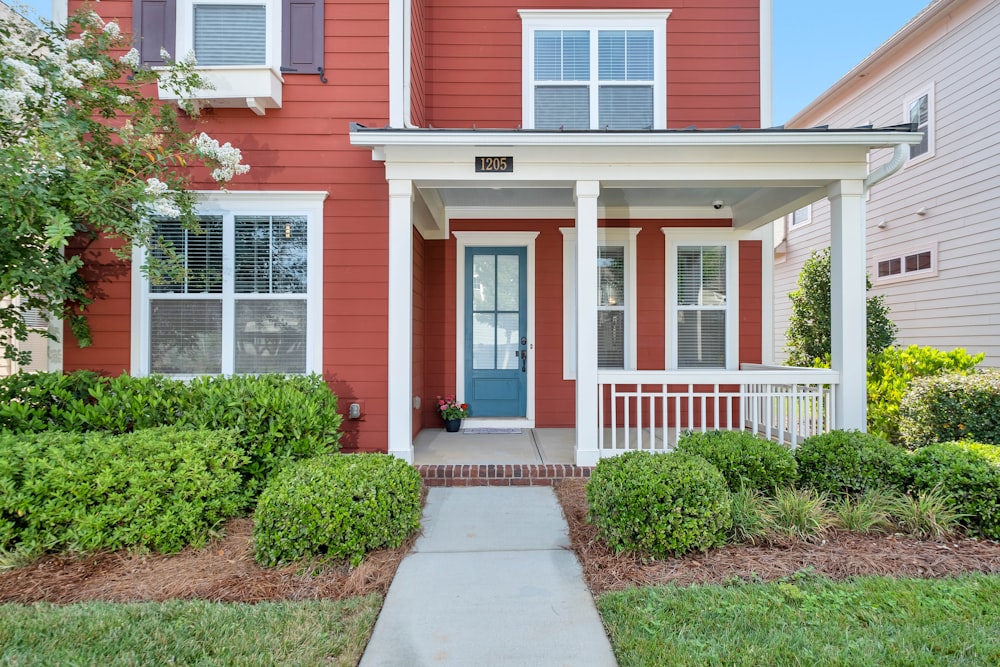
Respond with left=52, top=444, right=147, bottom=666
left=58, top=0, right=920, bottom=464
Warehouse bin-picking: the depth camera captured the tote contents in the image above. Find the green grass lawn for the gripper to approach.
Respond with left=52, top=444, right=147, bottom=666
left=599, top=573, right=1000, bottom=667
left=0, top=595, right=382, bottom=667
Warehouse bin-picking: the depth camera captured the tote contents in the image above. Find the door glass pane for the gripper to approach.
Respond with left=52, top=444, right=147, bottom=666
left=497, top=255, right=520, bottom=311
left=472, top=313, right=496, bottom=370
left=472, top=255, right=495, bottom=312
left=598, top=246, right=624, bottom=307
left=496, top=312, right=519, bottom=370
left=150, top=299, right=222, bottom=374
left=234, top=300, right=307, bottom=373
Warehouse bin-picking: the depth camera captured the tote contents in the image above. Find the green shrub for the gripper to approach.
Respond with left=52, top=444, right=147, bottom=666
left=253, top=454, right=422, bottom=567
left=586, top=451, right=732, bottom=558
left=867, top=346, right=983, bottom=444
left=0, top=427, right=246, bottom=556
left=904, top=442, right=1000, bottom=539
left=0, top=372, right=342, bottom=498
left=795, top=430, right=906, bottom=496
left=899, top=370, right=1000, bottom=448
left=886, top=486, right=966, bottom=539
left=676, top=430, right=797, bottom=494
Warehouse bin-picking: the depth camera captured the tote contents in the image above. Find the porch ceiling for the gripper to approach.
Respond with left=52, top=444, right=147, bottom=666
left=350, top=123, right=923, bottom=236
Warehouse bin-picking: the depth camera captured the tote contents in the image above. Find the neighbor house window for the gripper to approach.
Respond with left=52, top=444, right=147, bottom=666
left=134, top=192, right=324, bottom=376
left=665, top=233, right=737, bottom=369
left=561, top=227, right=640, bottom=379
left=520, top=10, right=669, bottom=130
left=789, top=205, right=811, bottom=229
left=905, top=86, right=934, bottom=161
left=874, top=244, right=937, bottom=284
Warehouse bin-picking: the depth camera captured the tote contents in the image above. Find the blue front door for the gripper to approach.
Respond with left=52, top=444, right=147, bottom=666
left=465, top=247, right=528, bottom=417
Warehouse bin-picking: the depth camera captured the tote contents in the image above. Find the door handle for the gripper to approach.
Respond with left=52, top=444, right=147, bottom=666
left=520, top=348, right=527, bottom=373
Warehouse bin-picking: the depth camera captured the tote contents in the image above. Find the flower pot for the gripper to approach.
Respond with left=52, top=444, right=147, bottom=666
left=444, top=418, right=462, bottom=433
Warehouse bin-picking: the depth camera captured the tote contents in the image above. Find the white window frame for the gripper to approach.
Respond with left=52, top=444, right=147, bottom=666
left=873, top=243, right=938, bottom=285
left=664, top=230, right=741, bottom=370
left=131, top=190, right=325, bottom=377
left=789, top=204, right=812, bottom=230
left=561, top=227, right=640, bottom=379
left=177, top=0, right=279, bottom=70
left=519, top=10, right=669, bottom=130
left=904, top=84, right=935, bottom=164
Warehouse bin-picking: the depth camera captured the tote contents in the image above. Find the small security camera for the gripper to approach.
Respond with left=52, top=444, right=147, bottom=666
left=712, top=200, right=724, bottom=210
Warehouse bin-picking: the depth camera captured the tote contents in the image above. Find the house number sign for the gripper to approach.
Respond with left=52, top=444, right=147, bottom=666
left=475, top=156, right=513, bottom=173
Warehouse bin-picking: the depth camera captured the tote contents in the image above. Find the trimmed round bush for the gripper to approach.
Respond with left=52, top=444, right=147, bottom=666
left=253, top=453, right=422, bottom=567
left=676, top=430, right=797, bottom=494
left=795, top=430, right=906, bottom=496
left=905, top=442, right=1000, bottom=540
left=899, top=370, right=1000, bottom=448
left=586, top=451, right=732, bottom=558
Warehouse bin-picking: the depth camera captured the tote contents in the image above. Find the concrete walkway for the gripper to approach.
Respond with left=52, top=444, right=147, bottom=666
left=359, top=487, right=618, bottom=666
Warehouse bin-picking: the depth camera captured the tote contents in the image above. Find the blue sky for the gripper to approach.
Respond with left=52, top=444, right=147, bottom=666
left=12, top=0, right=930, bottom=125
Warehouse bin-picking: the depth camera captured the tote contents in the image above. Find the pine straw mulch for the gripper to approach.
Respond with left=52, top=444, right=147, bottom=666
left=4, top=481, right=1000, bottom=604
left=0, top=518, right=415, bottom=605
left=552, top=479, right=1000, bottom=595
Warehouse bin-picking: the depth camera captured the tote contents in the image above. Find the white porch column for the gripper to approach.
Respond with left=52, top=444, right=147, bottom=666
left=387, top=179, right=415, bottom=462
left=827, top=179, right=867, bottom=430
left=574, top=181, right=600, bottom=465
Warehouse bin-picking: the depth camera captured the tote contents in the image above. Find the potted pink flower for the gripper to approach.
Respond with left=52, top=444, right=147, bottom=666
left=438, top=395, right=469, bottom=432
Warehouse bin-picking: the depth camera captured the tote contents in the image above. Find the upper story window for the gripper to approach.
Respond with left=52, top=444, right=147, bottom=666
left=133, top=0, right=324, bottom=113
left=520, top=10, right=669, bottom=130
left=789, top=205, right=812, bottom=229
left=905, top=85, right=935, bottom=162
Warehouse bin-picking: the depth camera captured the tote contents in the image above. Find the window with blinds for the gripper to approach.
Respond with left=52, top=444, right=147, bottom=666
left=676, top=245, right=727, bottom=368
left=145, top=211, right=311, bottom=376
left=597, top=245, right=625, bottom=368
left=193, top=3, right=266, bottom=66
left=532, top=28, right=655, bottom=130
left=907, top=90, right=932, bottom=159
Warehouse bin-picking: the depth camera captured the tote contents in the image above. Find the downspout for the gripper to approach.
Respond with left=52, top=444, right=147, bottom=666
left=864, top=143, right=908, bottom=192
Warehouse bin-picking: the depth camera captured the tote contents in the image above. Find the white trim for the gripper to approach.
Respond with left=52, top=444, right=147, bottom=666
left=518, top=9, right=670, bottom=130
left=759, top=0, right=773, bottom=127
left=389, top=0, right=409, bottom=127
left=873, top=242, right=938, bottom=284
left=560, top=227, right=640, bottom=379
left=760, top=224, right=775, bottom=365
left=663, top=229, right=749, bottom=370
left=904, top=83, right=935, bottom=165
left=789, top=204, right=812, bottom=229
left=388, top=179, right=414, bottom=462
left=453, top=231, right=539, bottom=424
left=131, top=190, right=326, bottom=377
left=446, top=205, right=732, bottom=222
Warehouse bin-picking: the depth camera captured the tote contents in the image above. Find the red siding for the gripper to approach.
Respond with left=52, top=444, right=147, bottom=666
left=738, top=240, right=763, bottom=365
left=420, top=0, right=760, bottom=129
left=411, top=0, right=427, bottom=126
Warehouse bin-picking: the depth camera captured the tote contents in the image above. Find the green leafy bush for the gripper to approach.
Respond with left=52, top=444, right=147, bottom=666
left=904, top=442, right=1000, bottom=539
left=253, top=454, right=422, bottom=567
left=676, top=430, right=797, bottom=494
left=0, top=372, right=342, bottom=498
left=586, top=451, right=732, bottom=558
left=868, top=346, right=983, bottom=444
left=899, top=370, right=1000, bottom=448
left=795, top=430, right=906, bottom=496
left=784, top=247, right=895, bottom=367
left=0, top=427, right=246, bottom=556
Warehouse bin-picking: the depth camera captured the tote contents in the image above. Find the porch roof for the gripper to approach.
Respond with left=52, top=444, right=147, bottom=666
left=350, top=123, right=923, bottom=235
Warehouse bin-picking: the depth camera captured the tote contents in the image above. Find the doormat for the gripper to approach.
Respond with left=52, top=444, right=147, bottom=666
left=462, top=428, right=523, bottom=434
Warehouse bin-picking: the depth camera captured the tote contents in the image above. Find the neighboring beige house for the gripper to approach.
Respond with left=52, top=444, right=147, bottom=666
left=773, top=0, right=1000, bottom=366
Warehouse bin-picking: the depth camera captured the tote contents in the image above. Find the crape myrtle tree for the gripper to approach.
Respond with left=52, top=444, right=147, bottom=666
left=0, top=8, right=249, bottom=365
left=785, top=247, right=896, bottom=367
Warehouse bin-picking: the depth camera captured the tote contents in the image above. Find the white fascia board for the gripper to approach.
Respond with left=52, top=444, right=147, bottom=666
left=350, top=129, right=924, bottom=150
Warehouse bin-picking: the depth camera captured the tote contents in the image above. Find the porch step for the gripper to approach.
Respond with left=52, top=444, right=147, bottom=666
left=415, top=463, right=593, bottom=487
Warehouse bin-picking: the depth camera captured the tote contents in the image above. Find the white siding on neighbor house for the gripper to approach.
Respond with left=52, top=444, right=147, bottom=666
left=774, top=0, right=1000, bottom=367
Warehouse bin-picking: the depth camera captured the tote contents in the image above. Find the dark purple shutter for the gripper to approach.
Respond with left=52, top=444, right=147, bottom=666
left=133, top=0, right=177, bottom=67
left=281, top=0, right=325, bottom=74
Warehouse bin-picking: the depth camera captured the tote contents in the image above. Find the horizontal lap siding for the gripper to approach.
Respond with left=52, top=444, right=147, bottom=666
left=64, top=0, right=393, bottom=453
left=739, top=240, right=763, bottom=364
left=421, top=0, right=759, bottom=128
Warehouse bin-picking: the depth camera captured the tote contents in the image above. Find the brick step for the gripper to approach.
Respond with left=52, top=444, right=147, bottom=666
left=416, top=464, right=593, bottom=487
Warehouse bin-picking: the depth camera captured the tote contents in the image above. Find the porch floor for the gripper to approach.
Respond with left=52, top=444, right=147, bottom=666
left=413, top=427, right=576, bottom=465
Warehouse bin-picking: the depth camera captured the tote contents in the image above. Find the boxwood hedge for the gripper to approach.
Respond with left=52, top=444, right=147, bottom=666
left=676, top=430, right=797, bottom=494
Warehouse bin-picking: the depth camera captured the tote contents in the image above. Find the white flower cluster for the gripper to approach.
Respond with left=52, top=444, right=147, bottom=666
left=193, top=132, right=251, bottom=182
left=143, top=178, right=181, bottom=217
left=119, top=48, right=140, bottom=70
left=0, top=57, right=47, bottom=121
left=103, top=21, right=121, bottom=39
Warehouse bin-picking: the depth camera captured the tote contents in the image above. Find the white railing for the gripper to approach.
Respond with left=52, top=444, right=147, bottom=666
left=596, top=366, right=838, bottom=456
